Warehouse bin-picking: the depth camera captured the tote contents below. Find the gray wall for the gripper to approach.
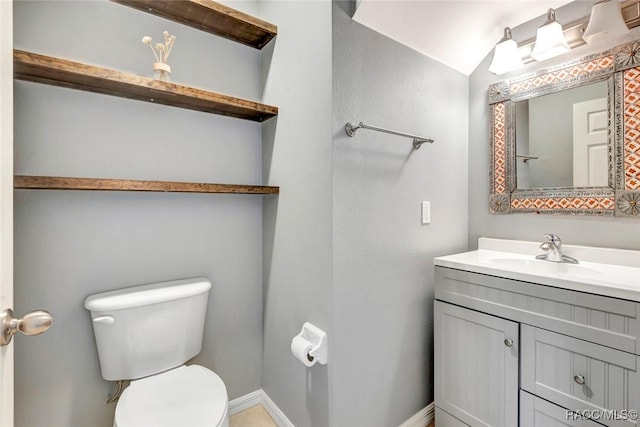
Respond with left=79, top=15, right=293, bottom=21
left=14, top=1, right=264, bottom=426
left=260, top=2, right=333, bottom=427
left=332, top=2, right=469, bottom=426
left=469, top=1, right=640, bottom=252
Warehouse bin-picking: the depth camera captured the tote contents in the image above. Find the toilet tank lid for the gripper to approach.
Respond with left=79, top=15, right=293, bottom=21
left=84, top=277, right=211, bottom=312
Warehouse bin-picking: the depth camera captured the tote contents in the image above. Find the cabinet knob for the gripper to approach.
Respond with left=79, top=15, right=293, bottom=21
left=574, top=375, right=585, bottom=385
left=504, top=338, right=514, bottom=347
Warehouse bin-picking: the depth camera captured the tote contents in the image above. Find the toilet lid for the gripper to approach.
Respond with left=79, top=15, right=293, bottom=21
left=115, top=365, right=228, bottom=427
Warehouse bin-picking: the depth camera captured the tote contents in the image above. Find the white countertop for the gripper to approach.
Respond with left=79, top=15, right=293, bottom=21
left=434, top=238, right=640, bottom=302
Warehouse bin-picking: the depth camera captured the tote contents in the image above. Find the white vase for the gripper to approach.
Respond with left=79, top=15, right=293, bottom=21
left=153, top=62, right=171, bottom=82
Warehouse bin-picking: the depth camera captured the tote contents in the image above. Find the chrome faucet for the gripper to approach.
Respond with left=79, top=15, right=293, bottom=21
left=535, top=234, right=579, bottom=264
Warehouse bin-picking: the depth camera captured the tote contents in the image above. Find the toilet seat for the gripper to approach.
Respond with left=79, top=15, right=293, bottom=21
left=114, top=365, right=228, bottom=427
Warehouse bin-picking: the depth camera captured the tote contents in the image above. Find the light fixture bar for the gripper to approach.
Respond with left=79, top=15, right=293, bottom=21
left=516, top=0, right=640, bottom=64
left=622, top=0, right=640, bottom=27
left=518, top=20, right=587, bottom=64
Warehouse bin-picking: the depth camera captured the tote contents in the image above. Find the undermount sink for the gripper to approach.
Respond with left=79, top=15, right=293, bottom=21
left=434, top=238, right=640, bottom=302
left=487, top=257, right=603, bottom=279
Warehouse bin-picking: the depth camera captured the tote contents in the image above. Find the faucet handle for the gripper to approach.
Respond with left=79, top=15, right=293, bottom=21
left=539, top=241, right=551, bottom=251
left=543, top=234, right=561, bottom=245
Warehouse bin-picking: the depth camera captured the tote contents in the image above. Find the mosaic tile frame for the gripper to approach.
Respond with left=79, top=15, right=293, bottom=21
left=488, top=40, right=640, bottom=217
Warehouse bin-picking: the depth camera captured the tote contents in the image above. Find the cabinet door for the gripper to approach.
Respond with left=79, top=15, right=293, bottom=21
left=434, top=301, right=519, bottom=427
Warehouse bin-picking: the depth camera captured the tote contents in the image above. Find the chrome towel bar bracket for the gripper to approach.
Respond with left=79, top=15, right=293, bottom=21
left=516, top=154, right=539, bottom=163
left=344, top=121, right=434, bottom=149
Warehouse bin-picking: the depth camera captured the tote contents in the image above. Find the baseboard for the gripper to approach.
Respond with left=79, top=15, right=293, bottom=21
left=228, top=389, right=263, bottom=415
left=231, top=390, right=431, bottom=427
left=261, top=389, right=295, bottom=427
left=399, top=402, right=435, bottom=427
left=228, top=389, right=295, bottom=427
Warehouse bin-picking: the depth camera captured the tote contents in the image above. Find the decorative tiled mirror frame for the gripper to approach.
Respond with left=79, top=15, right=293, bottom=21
left=488, top=40, right=640, bottom=216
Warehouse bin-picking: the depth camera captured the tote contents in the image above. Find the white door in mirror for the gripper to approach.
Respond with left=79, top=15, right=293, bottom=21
left=573, top=98, right=608, bottom=187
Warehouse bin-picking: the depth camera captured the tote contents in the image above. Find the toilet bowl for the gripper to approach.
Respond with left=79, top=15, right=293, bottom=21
left=114, top=365, right=229, bottom=427
left=84, top=278, right=229, bottom=427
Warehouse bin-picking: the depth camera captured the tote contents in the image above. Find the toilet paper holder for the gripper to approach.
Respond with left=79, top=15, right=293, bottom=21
left=293, top=322, right=328, bottom=365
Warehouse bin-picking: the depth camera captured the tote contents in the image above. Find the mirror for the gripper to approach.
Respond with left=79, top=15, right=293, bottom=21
left=515, top=80, right=609, bottom=189
left=488, top=39, right=640, bottom=217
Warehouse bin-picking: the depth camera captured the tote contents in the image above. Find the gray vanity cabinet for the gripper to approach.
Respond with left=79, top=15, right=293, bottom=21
left=434, top=301, right=519, bottom=427
left=434, top=266, right=640, bottom=427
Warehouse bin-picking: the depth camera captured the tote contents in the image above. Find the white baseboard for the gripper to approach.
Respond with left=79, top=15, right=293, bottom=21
left=228, top=389, right=295, bottom=427
left=228, top=389, right=263, bottom=415
left=230, top=391, right=432, bottom=427
left=399, top=402, right=435, bottom=427
left=261, top=389, right=295, bottom=427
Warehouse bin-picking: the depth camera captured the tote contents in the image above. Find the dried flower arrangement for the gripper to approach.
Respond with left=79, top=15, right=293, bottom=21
left=142, top=31, right=176, bottom=81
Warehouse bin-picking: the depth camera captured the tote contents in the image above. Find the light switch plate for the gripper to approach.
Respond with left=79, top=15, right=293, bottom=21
left=422, top=201, right=431, bottom=224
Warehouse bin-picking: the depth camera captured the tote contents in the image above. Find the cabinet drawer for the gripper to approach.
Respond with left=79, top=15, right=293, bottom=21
left=522, top=325, right=640, bottom=427
left=435, top=267, right=640, bottom=354
left=520, top=390, right=604, bottom=427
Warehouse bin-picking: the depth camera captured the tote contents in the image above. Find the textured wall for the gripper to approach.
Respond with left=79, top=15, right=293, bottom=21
left=469, top=1, right=640, bottom=251
left=332, top=2, right=469, bottom=425
left=13, top=1, right=264, bottom=426
left=260, top=2, right=333, bottom=427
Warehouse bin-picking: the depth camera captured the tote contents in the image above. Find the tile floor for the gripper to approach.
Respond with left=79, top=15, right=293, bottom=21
left=229, top=404, right=436, bottom=427
left=229, top=404, right=278, bottom=427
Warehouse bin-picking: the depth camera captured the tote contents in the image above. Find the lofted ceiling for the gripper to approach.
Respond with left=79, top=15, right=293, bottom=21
left=353, top=0, right=574, bottom=75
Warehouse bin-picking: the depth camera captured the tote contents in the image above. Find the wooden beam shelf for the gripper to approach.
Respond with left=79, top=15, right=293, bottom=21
left=14, top=50, right=278, bottom=122
left=14, top=176, right=279, bottom=195
left=110, top=0, right=277, bottom=49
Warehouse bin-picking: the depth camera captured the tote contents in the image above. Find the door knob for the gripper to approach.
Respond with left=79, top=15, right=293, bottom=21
left=0, top=308, right=53, bottom=346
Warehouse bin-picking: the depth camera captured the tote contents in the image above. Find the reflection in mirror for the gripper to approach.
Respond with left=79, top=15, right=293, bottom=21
left=515, top=80, right=608, bottom=189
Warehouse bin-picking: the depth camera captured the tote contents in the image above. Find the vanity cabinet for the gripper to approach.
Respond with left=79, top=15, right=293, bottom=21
left=434, top=301, right=519, bottom=427
left=435, top=266, right=640, bottom=427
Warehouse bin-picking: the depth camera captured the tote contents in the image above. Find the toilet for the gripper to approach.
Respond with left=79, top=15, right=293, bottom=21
left=84, top=277, right=229, bottom=427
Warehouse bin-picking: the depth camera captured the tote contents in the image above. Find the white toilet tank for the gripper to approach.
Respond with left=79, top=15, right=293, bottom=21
left=84, top=277, right=212, bottom=381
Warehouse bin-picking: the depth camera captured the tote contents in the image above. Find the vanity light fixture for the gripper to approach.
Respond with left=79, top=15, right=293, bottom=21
left=487, top=1, right=640, bottom=74
left=531, top=8, right=570, bottom=61
left=583, top=0, right=629, bottom=45
left=488, top=27, right=525, bottom=75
